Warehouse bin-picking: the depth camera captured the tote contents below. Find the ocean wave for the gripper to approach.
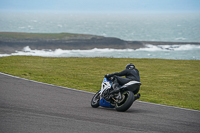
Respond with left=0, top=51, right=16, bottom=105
left=137, top=44, right=200, bottom=51
left=0, top=45, right=200, bottom=60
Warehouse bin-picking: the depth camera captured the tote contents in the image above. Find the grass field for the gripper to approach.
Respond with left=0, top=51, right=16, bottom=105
left=0, top=32, right=97, bottom=40
left=0, top=32, right=75, bottom=39
left=0, top=56, right=199, bottom=110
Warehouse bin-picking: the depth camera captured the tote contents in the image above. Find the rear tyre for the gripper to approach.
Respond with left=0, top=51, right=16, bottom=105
left=91, top=91, right=100, bottom=108
left=115, top=91, right=135, bottom=112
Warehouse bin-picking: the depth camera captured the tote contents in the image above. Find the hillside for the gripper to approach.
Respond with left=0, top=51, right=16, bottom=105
left=0, top=32, right=199, bottom=54
left=0, top=32, right=144, bottom=54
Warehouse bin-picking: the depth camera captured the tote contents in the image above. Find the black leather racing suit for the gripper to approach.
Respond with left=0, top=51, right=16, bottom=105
left=106, top=68, right=140, bottom=94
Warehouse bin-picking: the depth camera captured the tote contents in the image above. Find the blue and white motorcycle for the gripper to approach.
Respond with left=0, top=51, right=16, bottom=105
left=91, top=77, right=141, bottom=112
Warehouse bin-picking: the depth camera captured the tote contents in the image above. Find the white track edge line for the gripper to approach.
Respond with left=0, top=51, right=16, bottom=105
left=0, top=72, right=94, bottom=94
left=0, top=72, right=199, bottom=112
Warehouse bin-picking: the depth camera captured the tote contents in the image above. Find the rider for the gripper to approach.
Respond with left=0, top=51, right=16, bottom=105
left=105, top=63, right=141, bottom=99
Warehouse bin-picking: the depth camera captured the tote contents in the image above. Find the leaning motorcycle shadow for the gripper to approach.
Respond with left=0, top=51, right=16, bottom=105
left=91, top=106, right=150, bottom=114
left=125, top=108, right=152, bottom=114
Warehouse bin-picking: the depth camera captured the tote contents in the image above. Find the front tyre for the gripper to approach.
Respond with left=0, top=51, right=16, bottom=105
left=91, top=91, right=100, bottom=108
left=115, top=91, right=135, bottom=112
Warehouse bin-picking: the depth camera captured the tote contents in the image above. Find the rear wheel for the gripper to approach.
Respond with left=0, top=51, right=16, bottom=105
left=115, top=91, right=135, bottom=112
left=91, top=91, right=100, bottom=108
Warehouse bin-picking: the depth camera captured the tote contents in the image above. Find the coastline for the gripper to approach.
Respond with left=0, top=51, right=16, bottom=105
left=0, top=32, right=200, bottom=54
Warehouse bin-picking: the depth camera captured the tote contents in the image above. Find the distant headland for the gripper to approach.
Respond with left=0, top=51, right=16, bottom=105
left=0, top=32, right=199, bottom=54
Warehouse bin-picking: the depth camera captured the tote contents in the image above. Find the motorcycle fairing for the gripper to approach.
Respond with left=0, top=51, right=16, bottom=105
left=122, top=81, right=141, bottom=88
left=99, top=98, right=115, bottom=108
left=100, top=78, right=111, bottom=95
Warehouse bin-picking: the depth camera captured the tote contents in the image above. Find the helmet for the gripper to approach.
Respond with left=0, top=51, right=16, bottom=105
left=125, top=63, right=135, bottom=69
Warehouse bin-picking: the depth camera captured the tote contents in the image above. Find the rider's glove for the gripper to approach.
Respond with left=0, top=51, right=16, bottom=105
left=105, top=74, right=110, bottom=78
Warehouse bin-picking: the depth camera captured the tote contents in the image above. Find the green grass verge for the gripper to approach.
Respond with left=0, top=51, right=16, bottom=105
left=0, top=56, right=199, bottom=110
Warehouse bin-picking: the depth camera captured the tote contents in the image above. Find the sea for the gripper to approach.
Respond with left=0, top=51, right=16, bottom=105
left=0, top=12, right=200, bottom=60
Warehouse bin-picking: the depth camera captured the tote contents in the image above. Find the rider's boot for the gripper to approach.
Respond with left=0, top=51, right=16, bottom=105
left=134, top=93, right=141, bottom=100
left=110, top=84, right=120, bottom=94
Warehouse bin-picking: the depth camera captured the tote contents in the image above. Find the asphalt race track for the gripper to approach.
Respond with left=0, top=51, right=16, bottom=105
left=0, top=72, right=200, bottom=133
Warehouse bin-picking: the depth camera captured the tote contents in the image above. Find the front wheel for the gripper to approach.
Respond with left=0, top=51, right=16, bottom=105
left=115, top=91, right=135, bottom=112
left=91, top=91, right=100, bottom=108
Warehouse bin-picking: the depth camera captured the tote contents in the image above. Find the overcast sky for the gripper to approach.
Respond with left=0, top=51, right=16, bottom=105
left=1, top=0, right=200, bottom=14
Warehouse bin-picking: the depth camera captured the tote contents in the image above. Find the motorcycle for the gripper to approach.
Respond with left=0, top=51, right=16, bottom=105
left=91, top=77, right=141, bottom=112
